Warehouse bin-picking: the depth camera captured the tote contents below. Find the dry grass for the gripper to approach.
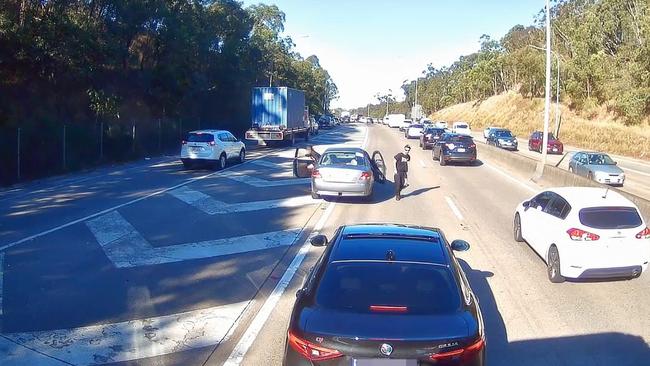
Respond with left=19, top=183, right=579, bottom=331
left=430, top=91, right=650, bottom=160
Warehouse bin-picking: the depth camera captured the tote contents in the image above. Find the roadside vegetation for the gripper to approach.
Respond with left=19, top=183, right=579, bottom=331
left=0, top=1, right=337, bottom=185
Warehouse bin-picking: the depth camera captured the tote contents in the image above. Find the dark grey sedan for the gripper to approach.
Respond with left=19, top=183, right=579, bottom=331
left=568, top=152, right=625, bottom=186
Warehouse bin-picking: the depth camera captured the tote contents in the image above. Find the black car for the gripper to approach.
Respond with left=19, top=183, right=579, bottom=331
left=432, top=134, right=477, bottom=166
left=318, top=116, right=333, bottom=129
left=284, top=224, right=485, bottom=366
left=486, top=129, right=518, bottom=151
left=420, top=127, right=446, bottom=150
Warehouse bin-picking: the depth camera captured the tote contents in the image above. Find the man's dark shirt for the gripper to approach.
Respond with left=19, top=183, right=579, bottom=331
left=394, top=152, right=410, bottom=173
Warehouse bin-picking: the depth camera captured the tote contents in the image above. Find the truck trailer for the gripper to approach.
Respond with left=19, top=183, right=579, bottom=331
left=245, top=87, right=311, bottom=145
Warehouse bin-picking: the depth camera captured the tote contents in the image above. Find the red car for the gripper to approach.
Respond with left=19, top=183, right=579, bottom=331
left=528, top=131, right=563, bottom=154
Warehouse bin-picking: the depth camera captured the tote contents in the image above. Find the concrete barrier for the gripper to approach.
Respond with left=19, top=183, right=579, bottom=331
left=477, top=141, right=650, bottom=221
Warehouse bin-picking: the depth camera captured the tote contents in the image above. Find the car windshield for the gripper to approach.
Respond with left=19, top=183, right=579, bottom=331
left=186, top=133, right=214, bottom=143
left=494, top=130, right=513, bottom=138
left=579, top=207, right=642, bottom=229
left=587, top=154, right=616, bottom=165
left=320, top=151, right=366, bottom=166
left=316, top=262, right=460, bottom=314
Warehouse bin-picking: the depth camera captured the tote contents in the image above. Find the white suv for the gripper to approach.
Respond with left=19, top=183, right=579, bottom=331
left=180, top=130, right=246, bottom=169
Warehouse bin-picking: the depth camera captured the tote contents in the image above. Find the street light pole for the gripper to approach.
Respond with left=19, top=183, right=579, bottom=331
left=535, top=0, right=552, bottom=179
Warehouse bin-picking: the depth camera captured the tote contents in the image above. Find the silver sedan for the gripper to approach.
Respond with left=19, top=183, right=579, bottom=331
left=293, top=147, right=386, bottom=201
left=569, top=151, right=625, bottom=186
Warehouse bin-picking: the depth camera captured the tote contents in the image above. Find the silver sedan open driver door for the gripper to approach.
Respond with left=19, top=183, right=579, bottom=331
left=371, top=151, right=386, bottom=183
left=293, top=147, right=314, bottom=178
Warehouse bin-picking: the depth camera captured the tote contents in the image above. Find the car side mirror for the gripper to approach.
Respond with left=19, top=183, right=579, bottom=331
left=614, top=161, right=618, bottom=165
left=310, top=234, right=328, bottom=247
left=522, top=201, right=530, bottom=208
left=451, top=240, right=470, bottom=252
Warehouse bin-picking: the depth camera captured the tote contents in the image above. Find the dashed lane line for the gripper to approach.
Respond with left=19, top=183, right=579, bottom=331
left=445, top=196, right=465, bottom=221
left=86, top=211, right=303, bottom=268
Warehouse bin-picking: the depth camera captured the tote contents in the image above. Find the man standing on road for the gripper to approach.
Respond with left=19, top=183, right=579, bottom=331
left=394, top=145, right=411, bottom=201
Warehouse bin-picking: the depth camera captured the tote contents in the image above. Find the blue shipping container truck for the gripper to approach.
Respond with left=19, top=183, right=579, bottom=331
left=246, top=87, right=311, bottom=144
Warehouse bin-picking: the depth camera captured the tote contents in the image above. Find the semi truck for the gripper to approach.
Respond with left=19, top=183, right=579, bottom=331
left=245, top=87, right=312, bottom=146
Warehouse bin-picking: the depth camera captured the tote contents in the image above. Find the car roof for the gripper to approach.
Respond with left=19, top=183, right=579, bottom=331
left=330, top=224, right=450, bottom=266
left=575, top=151, right=611, bottom=156
left=322, top=147, right=367, bottom=153
left=188, top=129, right=229, bottom=134
left=546, top=187, right=636, bottom=209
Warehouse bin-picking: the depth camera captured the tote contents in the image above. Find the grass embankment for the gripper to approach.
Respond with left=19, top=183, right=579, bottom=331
left=430, top=92, right=650, bottom=160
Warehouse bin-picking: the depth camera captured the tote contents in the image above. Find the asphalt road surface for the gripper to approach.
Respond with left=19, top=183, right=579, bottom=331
left=1, top=123, right=649, bottom=365
left=470, top=131, right=650, bottom=200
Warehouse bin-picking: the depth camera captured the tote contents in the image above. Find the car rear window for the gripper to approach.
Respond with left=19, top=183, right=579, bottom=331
left=411, top=124, right=423, bottom=128
left=187, top=133, right=214, bottom=143
left=320, top=152, right=366, bottom=166
left=316, top=262, right=460, bottom=314
left=447, top=136, right=473, bottom=143
left=455, top=124, right=468, bottom=129
left=579, top=207, right=642, bottom=229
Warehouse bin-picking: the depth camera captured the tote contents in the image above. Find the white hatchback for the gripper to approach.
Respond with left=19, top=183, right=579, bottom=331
left=452, top=122, right=472, bottom=135
left=514, top=187, right=650, bottom=283
left=180, top=129, right=246, bottom=170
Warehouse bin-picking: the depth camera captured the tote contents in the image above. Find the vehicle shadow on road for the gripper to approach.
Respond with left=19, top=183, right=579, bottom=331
left=325, top=178, right=397, bottom=204
left=458, top=260, right=650, bottom=365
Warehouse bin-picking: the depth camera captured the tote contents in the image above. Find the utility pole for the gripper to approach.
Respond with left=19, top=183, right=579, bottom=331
left=535, top=0, right=552, bottom=180
left=367, top=104, right=370, bottom=118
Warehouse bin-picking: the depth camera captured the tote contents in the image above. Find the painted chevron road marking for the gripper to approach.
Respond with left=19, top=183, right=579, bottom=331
left=168, top=187, right=319, bottom=215
left=86, top=211, right=302, bottom=268
left=220, top=172, right=310, bottom=187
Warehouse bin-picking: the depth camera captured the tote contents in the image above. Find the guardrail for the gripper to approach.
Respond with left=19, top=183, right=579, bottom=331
left=476, top=141, right=650, bottom=221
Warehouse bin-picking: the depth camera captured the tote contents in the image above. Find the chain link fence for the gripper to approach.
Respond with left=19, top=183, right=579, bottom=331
left=0, top=117, right=206, bottom=186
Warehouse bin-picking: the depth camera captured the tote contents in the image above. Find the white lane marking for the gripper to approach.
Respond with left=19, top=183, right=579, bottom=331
left=445, top=196, right=465, bottom=221
left=86, top=211, right=302, bottom=268
left=0, top=252, right=4, bottom=316
left=0, top=157, right=271, bottom=252
left=222, top=125, right=366, bottom=365
left=169, top=187, right=319, bottom=215
left=3, top=301, right=248, bottom=365
left=419, top=159, right=426, bottom=168
left=621, top=166, right=650, bottom=177
left=221, top=172, right=310, bottom=187
left=483, top=162, right=537, bottom=193
left=223, top=201, right=338, bottom=366
left=249, top=160, right=293, bottom=169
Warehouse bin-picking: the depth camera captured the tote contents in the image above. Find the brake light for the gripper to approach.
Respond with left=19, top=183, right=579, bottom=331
left=369, top=305, right=408, bottom=313
left=287, top=330, right=342, bottom=361
left=209, top=141, right=216, bottom=146
left=311, top=169, right=321, bottom=178
left=636, top=227, right=650, bottom=239
left=567, top=228, right=600, bottom=241
left=430, top=337, right=484, bottom=362
left=446, top=143, right=456, bottom=150
left=359, top=171, right=372, bottom=180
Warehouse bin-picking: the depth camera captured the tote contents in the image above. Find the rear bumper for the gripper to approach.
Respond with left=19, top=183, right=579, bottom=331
left=246, top=130, right=285, bottom=141
left=313, top=180, right=372, bottom=197
left=560, top=249, right=649, bottom=279
left=442, top=152, right=477, bottom=162
left=595, top=176, right=625, bottom=186
left=181, top=158, right=216, bottom=164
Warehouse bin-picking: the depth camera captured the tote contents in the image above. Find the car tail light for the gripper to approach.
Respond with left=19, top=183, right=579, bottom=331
left=636, top=227, right=650, bottom=239
left=287, top=330, right=342, bottom=361
left=311, top=169, right=321, bottom=178
left=209, top=141, right=216, bottom=146
left=429, top=337, right=485, bottom=362
left=446, top=143, right=456, bottom=150
left=369, top=305, right=408, bottom=313
left=359, top=171, right=372, bottom=181
left=567, top=228, right=600, bottom=241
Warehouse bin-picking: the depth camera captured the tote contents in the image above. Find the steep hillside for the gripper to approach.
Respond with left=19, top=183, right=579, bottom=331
left=430, top=92, right=650, bottom=160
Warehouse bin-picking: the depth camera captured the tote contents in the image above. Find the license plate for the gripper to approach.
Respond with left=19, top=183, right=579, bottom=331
left=352, top=360, right=417, bottom=366
left=191, top=146, right=202, bottom=152
left=552, top=148, right=558, bottom=152
left=457, top=148, right=466, bottom=152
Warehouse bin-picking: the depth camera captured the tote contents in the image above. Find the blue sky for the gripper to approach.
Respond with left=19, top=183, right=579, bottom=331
left=242, top=0, right=545, bottom=109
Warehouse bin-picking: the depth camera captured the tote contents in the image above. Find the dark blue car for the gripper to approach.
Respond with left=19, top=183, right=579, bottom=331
left=283, top=224, right=485, bottom=366
left=432, top=133, right=478, bottom=166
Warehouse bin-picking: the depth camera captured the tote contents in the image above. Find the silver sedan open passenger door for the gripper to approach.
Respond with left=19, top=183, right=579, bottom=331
left=293, top=147, right=314, bottom=178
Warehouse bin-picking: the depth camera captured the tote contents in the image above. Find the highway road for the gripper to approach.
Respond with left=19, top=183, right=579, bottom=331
left=1, top=123, right=649, bottom=365
left=470, top=132, right=650, bottom=200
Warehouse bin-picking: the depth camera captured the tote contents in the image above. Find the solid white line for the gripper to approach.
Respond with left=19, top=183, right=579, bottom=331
left=86, top=211, right=303, bottom=268
left=445, top=196, right=465, bottom=221
left=0, top=252, right=4, bottom=316
left=223, top=201, right=337, bottom=366
left=169, top=187, right=319, bottom=215
left=621, top=166, right=650, bottom=177
left=4, top=301, right=249, bottom=365
left=419, top=159, right=426, bottom=168
left=221, top=173, right=310, bottom=187
left=0, top=155, right=268, bottom=252
left=482, top=162, right=537, bottom=193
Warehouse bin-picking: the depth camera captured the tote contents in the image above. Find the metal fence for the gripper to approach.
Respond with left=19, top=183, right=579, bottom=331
left=0, top=117, right=206, bottom=186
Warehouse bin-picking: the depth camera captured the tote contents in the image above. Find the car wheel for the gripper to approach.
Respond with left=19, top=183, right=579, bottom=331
left=569, top=167, right=574, bottom=174
left=588, top=171, right=594, bottom=181
left=513, top=213, right=524, bottom=242
left=182, top=162, right=192, bottom=170
left=362, top=190, right=373, bottom=202
left=547, top=246, right=565, bottom=283
left=218, top=153, right=227, bottom=170
left=238, top=149, right=246, bottom=163
left=311, top=191, right=321, bottom=199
